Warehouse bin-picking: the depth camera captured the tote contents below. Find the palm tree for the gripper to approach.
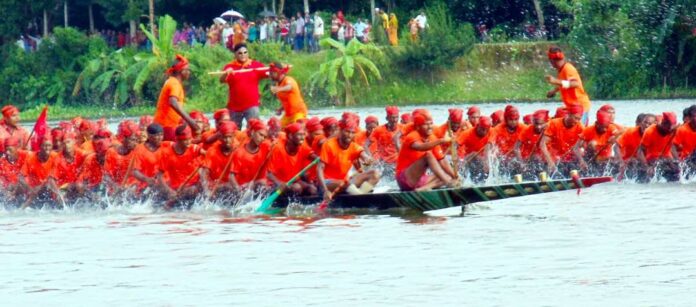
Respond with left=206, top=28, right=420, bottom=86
left=310, top=38, right=382, bottom=106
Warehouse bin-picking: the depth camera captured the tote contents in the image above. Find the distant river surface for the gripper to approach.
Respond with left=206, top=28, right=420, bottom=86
left=3, top=99, right=696, bottom=305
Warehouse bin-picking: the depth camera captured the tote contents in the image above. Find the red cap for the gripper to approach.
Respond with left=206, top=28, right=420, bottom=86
left=267, top=117, right=281, bottom=130
left=491, top=110, right=504, bottom=124
left=339, top=118, right=359, bottom=132
left=467, top=106, right=480, bottom=116
left=523, top=114, right=533, bottom=125
left=547, top=47, right=564, bottom=61
left=305, top=117, right=323, bottom=132
left=413, top=109, right=432, bottom=126
left=385, top=106, right=399, bottom=116
left=533, top=109, right=550, bottom=122
left=166, top=54, right=189, bottom=75
left=504, top=105, right=520, bottom=121
left=213, top=109, right=229, bottom=122
left=51, top=128, right=65, bottom=141
left=401, top=113, right=412, bottom=123
left=1, top=105, right=19, bottom=118
left=94, top=128, right=112, bottom=139
left=79, top=120, right=96, bottom=132
left=567, top=104, right=584, bottom=116
left=139, top=115, right=154, bottom=128
left=248, top=118, right=267, bottom=132
left=218, top=121, right=237, bottom=136
left=189, top=111, right=209, bottom=124
left=554, top=107, right=568, bottom=119
left=175, top=126, right=192, bottom=140
left=662, top=111, right=678, bottom=127
left=284, top=123, right=304, bottom=135
left=365, top=115, right=379, bottom=125
left=448, top=108, right=464, bottom=123
left=478, top=116, right=492, bottom=128
left=320, top=117, right=338, bottom=128
left=117, top=120, right=140, bottom=139
left=599, top=104, right=614, bottom=113
left=596, top=111, right=612, bottom=126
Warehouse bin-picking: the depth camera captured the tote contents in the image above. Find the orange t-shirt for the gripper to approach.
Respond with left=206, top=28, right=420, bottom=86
left=0, top=123, right=29, bottom=149
left=492, top=123, right=528, bottom=156
left=80, top=140, right=95, bottom=154
left=54, top=149, right=87, bottom=186
left=134, top=142, right=171, bottom=179
left=456, top=127, right=492, bottom=158
left=276, top=76, right=307, bottom=117
left=544, top=118, right=584, bottom=161
left=202, top=143, right=235, bottom=183
left=672, top=124, right=696, bottom=160
left=319, top=137, right=363, bottom=180
left=355, top=129, right=368, bottom=146
left=232, top=141, right=272, bottom=185
left=311, top=134, right=327, bottom=154
left=640, top=125, right=674, bottom=162
left=617, top=126, right=642, bottom=161
left=580, top=124, right=619, bottom=161
left=432, top=123, right=463, bottom=154
left=519, top=125, right=544, bottom=159
left=79, top=153, right=105, bottom=188
left=104, top=148, right=140, bottom=186
left=158, top=144, right=202, bottom=190
left=267, top=139, right=315, bottom=182
left=0, top=150, right=28, bottom=187
left=371, top=124, right=400, bottom=163
left=396, top=130, right=445, bottom=174
left=153, top=76, right=186, bottom=128
left=558, top=63, right=591, bottom=112
left=21, top=151, right=58, bottom=187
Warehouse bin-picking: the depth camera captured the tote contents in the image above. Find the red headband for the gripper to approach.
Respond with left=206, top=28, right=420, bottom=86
left=339, top=118, right=359, bottom=132
left=248, top=119, right=267, bottom=132
left=596, top=111, right=612, bottom=126
left=662, top=112, right=677, bottom=126
left=1, top=105, right=19, bottom=118
left=385, top=106, right=399, bottom=116
left=599, top=104, right=614, bottom=113
left=523, top=114, right=533, bottom=125
left=267, top=117, right=281, bottom=130
left=117, top=120, right=140, bottom=139
left=401, top=113, right=412, bottom=123
left=365, top=115, right=379, bottom=125
left=504, top=105, right=520, bottom=120
left=467, top=106, right=480, bottom=116
left=320, top=117, right=338, bottom=128
left=139, top=115, right=154, bottom=128
left=94, top=129, right=112, bottom=139
left=269, top=62, right=290, bottom=75
left=51, top=128, right=65, bottom=141
left=448, top=108, right=463, bottom=123
left=547, top=48, right=564, bottom=61
left=176, top=126, right=193, bottom=140
left=166, top=54, right=190, bottom=75
left=567, top=104, right=584, bottom=116
left=213, top=109, right=230, bottom=122
left=533, top=109, right=550, bottom=122
left=284, top=123, right=304, bottom=135
left=491, top=110, right=504, bottom=123
left=478, top=116, right=492, bottom=128
left=413, top=110, right=432, bottom=126
left=218, top=121, right=237, bottom=136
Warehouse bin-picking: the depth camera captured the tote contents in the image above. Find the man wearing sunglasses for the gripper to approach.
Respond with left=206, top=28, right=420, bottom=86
left=220, top=44, right=269, bottom=129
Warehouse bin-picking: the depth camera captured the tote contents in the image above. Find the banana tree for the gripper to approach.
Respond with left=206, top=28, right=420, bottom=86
left=133, top=14, right=178, bottom=95
left=72, top=50, right=140, bottom=107
left=310, top=38, right=382, bottom=106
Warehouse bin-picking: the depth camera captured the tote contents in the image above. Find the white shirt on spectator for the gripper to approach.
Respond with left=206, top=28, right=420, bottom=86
left=314, top=16, right=324, bottom=36
left=222, top=26, right=233, bottom=45
left=354, top=21, right=367, bottom=38
left=415, top=14, right=427, bottom=29
left=295, top=18, right=305, bottom=35
left=260, top=23, right=268, bottom=40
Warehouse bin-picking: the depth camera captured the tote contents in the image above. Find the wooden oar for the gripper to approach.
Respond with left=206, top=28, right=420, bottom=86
left=448, top=123, right=459, bottom=179
left=207, top=65, right=293, bottom=75
left=238, top=142, right=277, bottom=202
left=255, top=157, right=320, bottom=214
left=163, top=164, right=203, bottom=209
left=121, top=154, right=137, bottom=186
left=317, top=180, right=350, bottom=212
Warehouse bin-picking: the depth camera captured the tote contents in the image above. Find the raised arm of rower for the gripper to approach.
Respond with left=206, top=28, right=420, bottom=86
left=411, top=134, right=450, bottom=151
left=540, top=134, right=555, bottom=172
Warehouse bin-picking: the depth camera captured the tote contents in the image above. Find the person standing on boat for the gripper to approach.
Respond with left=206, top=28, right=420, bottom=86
left=269, top=62, right=308, bottom=127
left=544, top=46, right=591, bottom=125
left=0, top=105, right=29, bottom=150
left=636, top=112, right=679, bottom=181
left=540, top=104, right=585, bottom=175
left=370, top=106, right=401, bottom=164
left=267, top=123, right=318, bottom=197
left=317, top=115, right=380, bottom=200
left=219, top=44, right=269, bottom=129
left=396, top=109, right=458, bottom=191
left=154, top=54, right=200, bottom=141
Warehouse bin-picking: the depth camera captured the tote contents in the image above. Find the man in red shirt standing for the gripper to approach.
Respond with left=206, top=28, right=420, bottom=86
left=219, top=44, right=269, bottom=129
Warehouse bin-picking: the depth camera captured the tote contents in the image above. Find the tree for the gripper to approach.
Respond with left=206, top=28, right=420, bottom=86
left=310, top=38, right=382, bottom=105
left=133, top=14, right=177, bottom=95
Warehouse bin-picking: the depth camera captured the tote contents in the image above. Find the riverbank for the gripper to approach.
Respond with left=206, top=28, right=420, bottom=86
left=16, top=41, right=696, bottom=121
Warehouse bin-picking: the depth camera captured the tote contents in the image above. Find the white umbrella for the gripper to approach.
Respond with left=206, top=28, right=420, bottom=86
left=213, top=17, right=227, bottom=25
left=221, top=10, right=244, bottom=19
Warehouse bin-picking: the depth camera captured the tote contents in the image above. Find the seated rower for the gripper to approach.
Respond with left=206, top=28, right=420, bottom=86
left=0, top=137, right=29, bottom=202
left=267, top=117, right=286, bottom=142
left=636, top=112, right=679, bottom=182
left=231, top=119, right=273, bottom=190
left=267, top=123, right=318, bottom=197
left=432, top=108, right=465, bottom=155
left=53, top=132, right=88, bottom=201
left=492, top=105, right=527, bottom=174
left=370, top=106, right=401, bottom=164
left=396, top=109, right=458, bottom=191
left=104, top=121, right=142, bottom=194
left=200, top=121, right=240, bottom=197
left=573, top=110, right=621, bottom=175
left=467, top=106, right=481, bottom=128
left=20, top=134, right=60, bottom=208
left=540, top=104, right=585, bottom=175
left=672, top=105, right=696, bottom=174
left=156, top=125, right=205, bottom=206
left=130, top=124, right=170, bottom=194
left=516, top=110, right=550, bottom=178
left=78, top=129, right=114, bottom=197
left=456, top=116, right=494, bottom=182
left=616, top=113, right=656, bottom=179
left=317, top=116, right=380, bottom=200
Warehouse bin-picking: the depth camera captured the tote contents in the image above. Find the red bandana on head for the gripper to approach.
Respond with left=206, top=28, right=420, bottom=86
left=448, top=108, right=463, bottom=123
left=365, top=116, right=379, bottom=125
left=385, top=106, right=399, bottom=116
left=547, top=48, right=564, bottom=61
left=1, top=105, right=19, bottom=118
left=166, top=54, right=189, bottom=75
left=218, top=121, right=237, bottom=136
left=284, top=123, right=303, bottom=135
left=305, top=117, right=323, bottom=132
left=269, top=62, right=290, bottom=75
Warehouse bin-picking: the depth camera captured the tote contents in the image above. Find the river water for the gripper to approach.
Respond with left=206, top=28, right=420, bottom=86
left=2, top=99, right=696, bottom=305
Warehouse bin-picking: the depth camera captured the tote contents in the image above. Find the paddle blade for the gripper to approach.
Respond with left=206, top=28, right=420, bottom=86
left=580, top=176, right=613, bottom=187
left=255, top=190, right=281, bottom=213
left=317, top=200, right=329, bottom=212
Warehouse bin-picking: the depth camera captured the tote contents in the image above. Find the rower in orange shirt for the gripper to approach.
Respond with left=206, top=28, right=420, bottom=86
left=545, top=46, right=592, bottom=125
left=492, top=105, right=527, bottom=160
left=130, top=124, right=170, bottom=193
left=201, top=109, right=231, bottom=150
left=396, top=109, right=457, bottom=191
left=77, top=120, right=96, bottom=153
left=78, top=129, right=113, bottom=191
left=153, top=54, right=200, bottom=141
left=636, top=112, right=679, bottom=181
left=267, top=123, right=319, bottom=196
left=672, top=105, right=696, bottom=164
left=231, top=119, right=272, bottom=188
left=200, top=121, right=240, bottom=196
left=370, top=106, right=401, bottom=163
left=19, top=134, right=60, bottom=208
left=616, top=113, right=656, bottom=179
left=467, top=106, right=481, bottom=128
left=0, top=137, right=29, bottom=201
left=269, top=62, right=308, bottom=127
left=516, top=109, right=550, bottom=177
left=188, top=111, right=210, bottom=144
left=0, top=105, right=29, bottom=150
left=156, top=125, right=205, bottom=203
left=267, top=117, right=286, bottom=142
left=573, top=110, right=621, bottom=174
left=317, top=116, right=380, bottom=200
left=104, top=121, right=141, bottom=192
left=53, top=132, right=88, bottom=200
left=456, top=116, right=494, bottom=182
left=357, top=116, right=380, bottom=158
left=312, top=117, right=338, bottom=153
left=540, top=104, right=585, bottom=174
left=490, top=110, right=504, bottom=127
left=432, top=108, right=465, bottom=154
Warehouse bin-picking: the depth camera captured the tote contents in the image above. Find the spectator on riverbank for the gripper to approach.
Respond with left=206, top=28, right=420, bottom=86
left=294, top=12, right=305, bottom=51
left=313, top=12, right=324, bottom=51
left=354, top=19, right=367, bottom=43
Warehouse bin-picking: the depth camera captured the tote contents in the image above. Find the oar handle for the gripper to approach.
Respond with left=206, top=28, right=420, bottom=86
left=286, top=157, right=320, bottom=187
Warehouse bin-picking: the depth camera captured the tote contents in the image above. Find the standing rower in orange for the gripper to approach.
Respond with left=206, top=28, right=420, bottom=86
left=540, top=104, right=585, bottom=175
left=370, top=106, right=401, bottom=164
left=317, top=117, right=380, bottom=200
left=269, top=62, right=308, bottom=127
left=396, top=110, right=457, bottom=191
left=153, top=54, right=200, bottom=141
left=636, top=112, right=679, bottom=182
left=545, top=46, right=592, bottom=125
left=267, top=123, right=319, bottom=197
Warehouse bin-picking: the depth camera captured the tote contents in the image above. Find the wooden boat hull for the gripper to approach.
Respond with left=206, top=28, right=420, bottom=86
left=272, top=176, right=613, bottom=212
